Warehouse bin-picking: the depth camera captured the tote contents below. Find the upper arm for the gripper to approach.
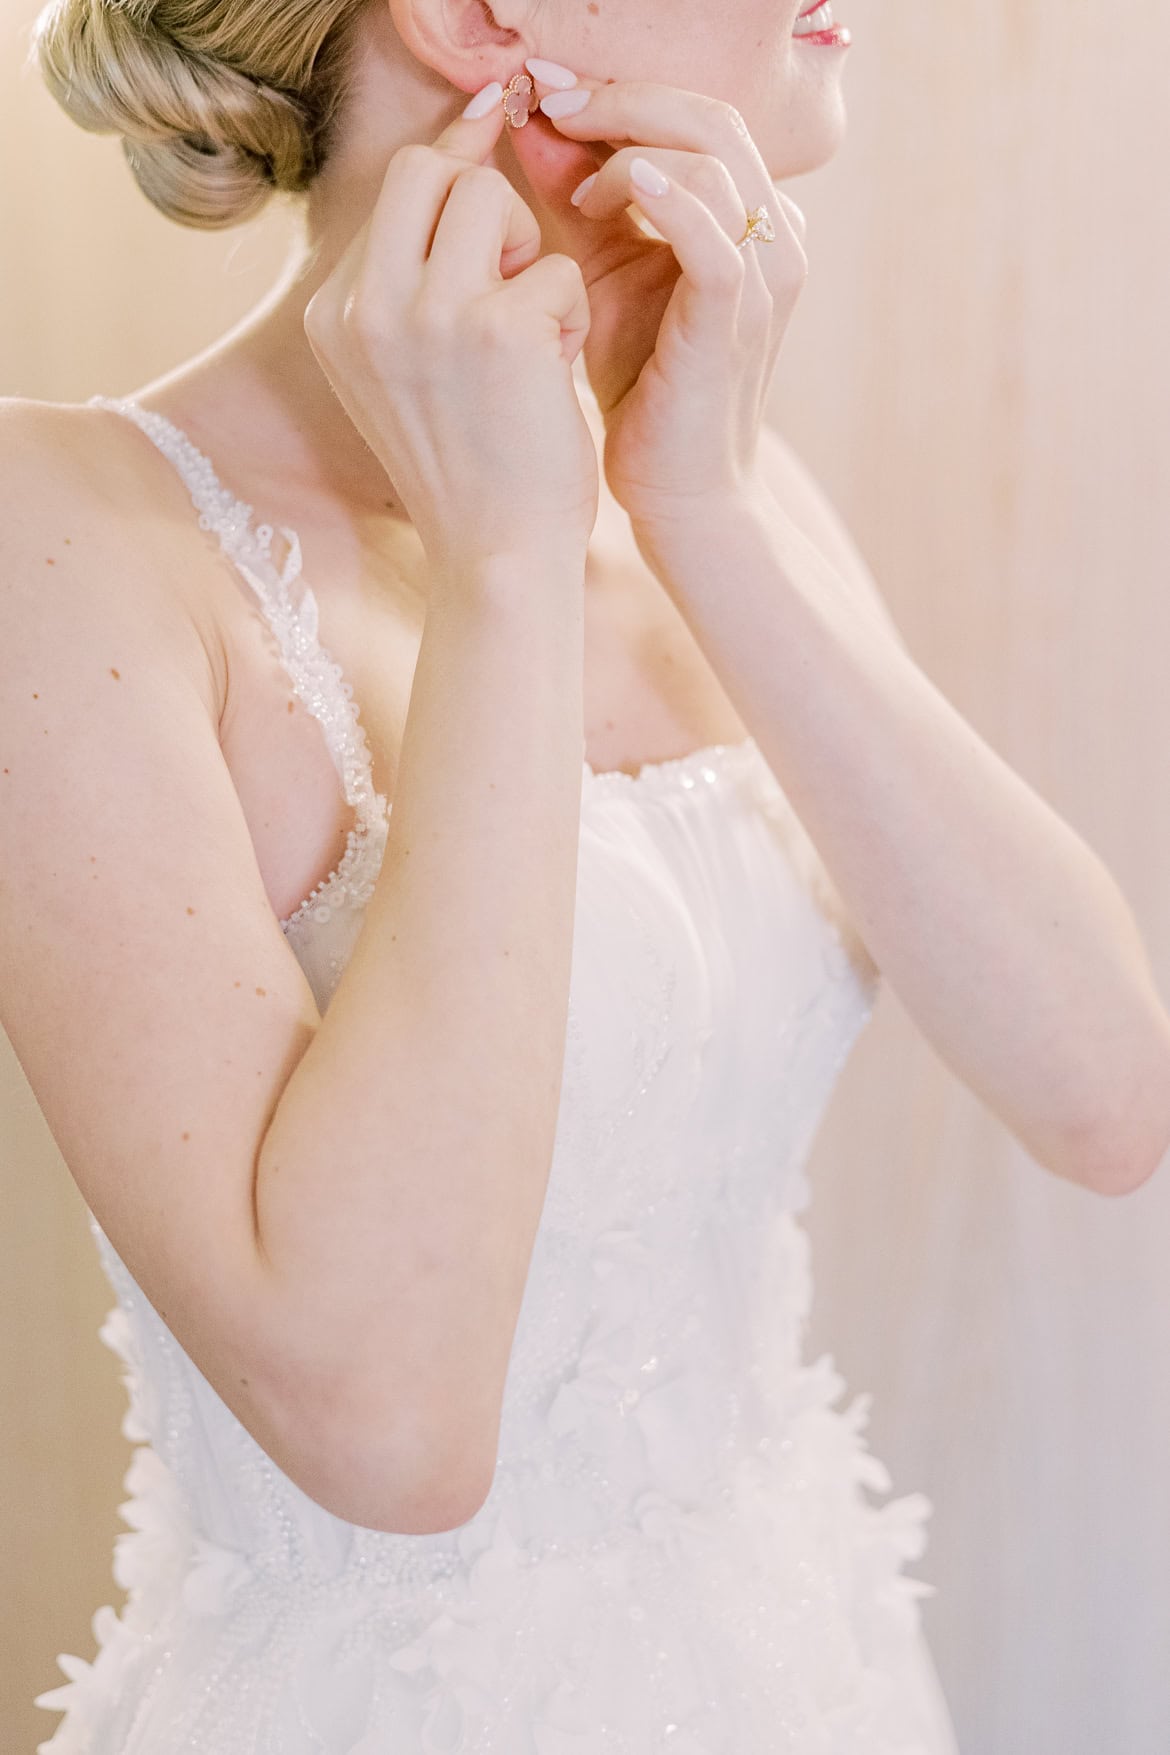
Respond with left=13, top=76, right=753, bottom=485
left=0, top=401, right=337, bottom=1491
left=758, top=421, right=908, bottom=650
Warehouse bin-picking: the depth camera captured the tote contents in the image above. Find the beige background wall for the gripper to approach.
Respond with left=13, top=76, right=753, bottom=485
left=3, top=2, right=1168, bottom=1752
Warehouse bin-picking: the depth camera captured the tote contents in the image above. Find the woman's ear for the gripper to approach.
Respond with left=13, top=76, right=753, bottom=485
left=387, top=0, right=534, bottom=95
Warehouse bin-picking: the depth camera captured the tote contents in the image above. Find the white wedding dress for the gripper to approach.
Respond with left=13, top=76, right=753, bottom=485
left=34, top=381, right=960, bottom=1754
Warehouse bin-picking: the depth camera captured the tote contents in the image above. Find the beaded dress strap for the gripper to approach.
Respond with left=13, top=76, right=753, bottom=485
left=87, top=394, right=389, bottom=936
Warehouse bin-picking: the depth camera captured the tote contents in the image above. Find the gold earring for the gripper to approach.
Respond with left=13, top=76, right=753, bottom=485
left=502, top=71, right=539, bottom=128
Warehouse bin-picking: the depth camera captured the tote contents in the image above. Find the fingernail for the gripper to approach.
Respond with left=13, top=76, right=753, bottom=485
left=540, top=89, right=592, bottom=119
left=630, top=157, right=670, bottom=197
left=525, top=57, right=578, bottom=90
left=570, top=172, right=598, bottom=207
left=462, top=81, right=503, bottom=119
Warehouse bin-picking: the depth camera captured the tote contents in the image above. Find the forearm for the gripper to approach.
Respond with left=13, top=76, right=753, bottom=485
left=253, top=548, right=587, bottom=1524
left=634, top=491, right=1170, bottom=1193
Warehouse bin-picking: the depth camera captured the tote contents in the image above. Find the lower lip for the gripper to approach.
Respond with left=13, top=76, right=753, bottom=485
left=794, top=25, right=853, bottom=46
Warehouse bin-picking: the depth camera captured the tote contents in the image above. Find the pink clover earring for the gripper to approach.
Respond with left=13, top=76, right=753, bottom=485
left=502, top=71, right=539, bottom=128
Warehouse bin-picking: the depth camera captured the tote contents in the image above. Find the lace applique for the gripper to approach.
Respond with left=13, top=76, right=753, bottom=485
left=87, top=395, right=390, bottom=940
left=36, top=1205, right=939, bottom=1755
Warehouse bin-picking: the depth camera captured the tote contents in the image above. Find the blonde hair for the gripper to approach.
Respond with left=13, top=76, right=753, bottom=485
left=30, top=0, right=374, bottom=230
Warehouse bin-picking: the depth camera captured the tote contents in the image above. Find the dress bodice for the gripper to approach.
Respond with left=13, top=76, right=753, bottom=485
left=33, top=381, right=956, bottom=1755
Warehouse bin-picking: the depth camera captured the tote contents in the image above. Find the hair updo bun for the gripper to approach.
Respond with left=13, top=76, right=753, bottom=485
left=30, top=0, right=372, bottom=230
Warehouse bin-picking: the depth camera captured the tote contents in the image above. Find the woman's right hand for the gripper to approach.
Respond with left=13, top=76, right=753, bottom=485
left=303, top=86, right=599, bottom=574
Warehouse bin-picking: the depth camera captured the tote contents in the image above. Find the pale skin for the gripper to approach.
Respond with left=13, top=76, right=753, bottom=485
left=3, top=0, right=1169, bottom=1536
left=114, top=0, right=1170, bottom=1186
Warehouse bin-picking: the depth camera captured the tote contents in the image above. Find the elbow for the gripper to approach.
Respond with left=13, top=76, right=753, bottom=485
left=239, top=1300, right=504, bottom=1534
left=1020, top=1001, right=1170, bottom=1198
left=324, top=1463, right=497, bottom=1536
left=275, top=1403, right=499, bottom=1536
left=1050, top=1052, right=1170, bottom=1200
left=1078, top=1111, right=1170, bottom=1200
left=368, top=1434, right=499, bottom=1534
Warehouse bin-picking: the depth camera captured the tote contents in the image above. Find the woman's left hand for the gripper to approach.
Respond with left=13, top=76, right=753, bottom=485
left=507, top=70, right=809, bottom=533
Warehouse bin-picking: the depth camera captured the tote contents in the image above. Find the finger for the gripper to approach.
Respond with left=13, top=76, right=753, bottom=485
left=536, top=77, right=775, bottom=213
left=425, top=164, right=544, bottom=293
left=362, top=84, right=510, bottom=278
left=773, top=190, right=807, bottom=246
left=573, top=148, right=806, bottom=328
left=532, top=74, right=808, bottom=276
left=571, top=145, right=747, bottom=245
left=500, top=252, right=593, bottom=364
left=619, top=160, right=751, bottom=354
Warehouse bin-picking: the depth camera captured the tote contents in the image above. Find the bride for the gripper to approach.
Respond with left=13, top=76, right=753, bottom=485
left=9, top=0, right=1169, bottom=1744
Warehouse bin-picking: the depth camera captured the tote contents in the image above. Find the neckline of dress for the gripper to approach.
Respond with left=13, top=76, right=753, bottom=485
left=583, top=737, right=761, bottom=792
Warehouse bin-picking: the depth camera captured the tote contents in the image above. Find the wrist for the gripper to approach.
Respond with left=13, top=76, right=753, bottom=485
left=426, top=536, right=589, bottom=602
left=627, top=478, right=777, bottom=571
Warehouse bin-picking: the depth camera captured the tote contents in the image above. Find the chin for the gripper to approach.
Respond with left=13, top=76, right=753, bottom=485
left=763, top=90, right=848, bottom=181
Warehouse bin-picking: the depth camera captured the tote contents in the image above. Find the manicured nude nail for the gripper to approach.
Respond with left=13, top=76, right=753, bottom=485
left=463, top=81, right=503, bottom=119
left=525, top=57, right=578, bottom=90
left=570, top=172, right=599, bottom=207
left=540, top=89, right=592, bottom=119
left=630, top=157, right=670, bottom=197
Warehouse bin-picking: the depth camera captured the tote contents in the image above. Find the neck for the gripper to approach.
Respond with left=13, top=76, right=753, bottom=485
left=132, top=248, right=598, bottom=518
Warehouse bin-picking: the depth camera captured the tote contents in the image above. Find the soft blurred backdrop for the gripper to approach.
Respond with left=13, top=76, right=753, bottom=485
left=3, top=1, right=1169, bottom=1751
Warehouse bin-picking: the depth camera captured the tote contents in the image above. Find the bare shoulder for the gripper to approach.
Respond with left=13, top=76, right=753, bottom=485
left=0, top=393, right=114, bottom=518
left=0, top=391, right=137, bottom=495
left=0, top=394, right=225, bottom=720
left=2, top=389, right=168, bottom=529
left=757, top=422, right=906, bottom=648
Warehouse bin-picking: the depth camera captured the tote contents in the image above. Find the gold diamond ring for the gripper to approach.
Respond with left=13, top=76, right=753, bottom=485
left=737, top=205, right=778, bottom=250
